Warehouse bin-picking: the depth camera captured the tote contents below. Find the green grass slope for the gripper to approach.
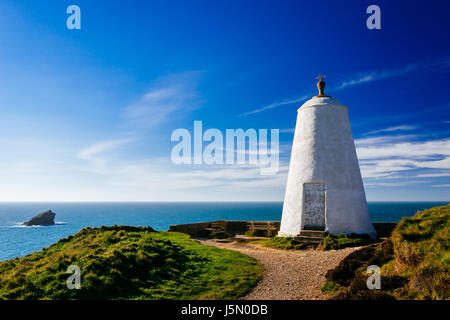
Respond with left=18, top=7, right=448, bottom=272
left=0, top=226, right=263, bottom=300
left=322, top=204, right=450, bottom=300
left=249, top=236, right=307, bottom=250
left=249, top=233, right=375, bottom=251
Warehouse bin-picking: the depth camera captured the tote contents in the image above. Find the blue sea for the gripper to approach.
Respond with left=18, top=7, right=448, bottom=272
left=0, top=201, right=448, bottom=261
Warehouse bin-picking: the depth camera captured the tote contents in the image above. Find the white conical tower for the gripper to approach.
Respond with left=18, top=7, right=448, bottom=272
left=279, top=75, right=376, bottom=238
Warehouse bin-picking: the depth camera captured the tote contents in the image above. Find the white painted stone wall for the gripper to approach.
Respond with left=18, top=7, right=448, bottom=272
left=279, top=96, right=376, bottom=238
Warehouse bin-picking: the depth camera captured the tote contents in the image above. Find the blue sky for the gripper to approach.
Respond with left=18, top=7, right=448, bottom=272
left=0, top=0, right=449, bottom=201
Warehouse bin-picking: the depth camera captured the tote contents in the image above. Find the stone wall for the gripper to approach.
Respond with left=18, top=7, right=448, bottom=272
left=169, top=221, right=217, bottom=237
left=169, top=220, right=281, bottom=237
left=169, top=220, right=396, bottom=238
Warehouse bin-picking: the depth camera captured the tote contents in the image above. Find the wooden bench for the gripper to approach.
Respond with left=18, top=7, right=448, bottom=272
left=205, top=221, right=227, bottom=234
left=247, top=221, right=278, bottom=237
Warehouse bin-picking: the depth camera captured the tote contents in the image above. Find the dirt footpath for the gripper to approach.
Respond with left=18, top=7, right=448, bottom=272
left=197, top=239, right=359, bottom=300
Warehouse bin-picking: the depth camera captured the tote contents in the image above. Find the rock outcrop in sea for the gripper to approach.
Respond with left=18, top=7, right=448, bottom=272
left=23, top=210, right=56, bottom=226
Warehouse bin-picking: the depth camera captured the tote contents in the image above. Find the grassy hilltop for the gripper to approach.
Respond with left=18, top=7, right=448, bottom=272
left=0, top=226, right=263, bottom=300
left=322, top=204, right=450, bottom=300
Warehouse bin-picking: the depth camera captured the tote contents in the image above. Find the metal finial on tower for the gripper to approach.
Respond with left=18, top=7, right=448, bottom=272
left=316, top=73, right=326, bottom=82
left=315, top=73, right=329, bottom=97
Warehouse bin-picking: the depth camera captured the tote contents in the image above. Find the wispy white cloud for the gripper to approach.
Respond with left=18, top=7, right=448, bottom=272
left=124, top=71, right=203, bottom=128
left=365, top=181, right=430, bottom=187
left=356, top=137, right=450, bottom=162
left=333, top=56, right=450, bottom=91
left=77, top=155, right=289, bottom=200
left=333, top=65, right=416, bottom=91
left=416, top=173, right=450, bottom=178
left=355, top=135, right=420, bottom=148
left=74, top=70, right=294, bottom=199
left=78, top=71, right=203, bottom=176
left=238, top=94, right=310, bottom=117
left=78, top=138, right=136, bottom=163
left=355, top=126, right=450, bottom=182
left=241, top=56, right=450, bottom=117
left=366, top=125, right=416, bottom=135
